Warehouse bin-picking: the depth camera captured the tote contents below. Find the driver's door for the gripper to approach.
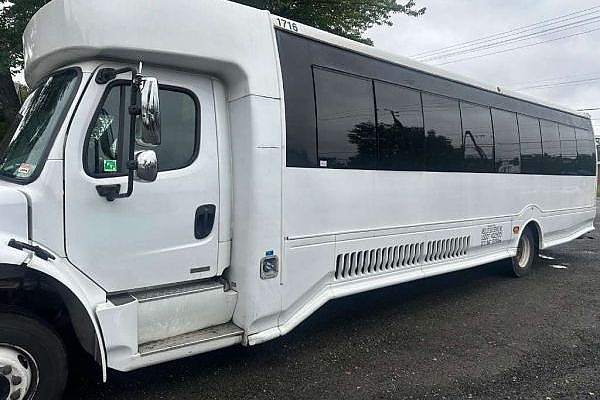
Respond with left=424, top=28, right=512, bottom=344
left=64, top=65, right=220, bottom=292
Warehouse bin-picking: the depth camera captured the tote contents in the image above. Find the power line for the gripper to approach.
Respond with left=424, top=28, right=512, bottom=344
left=436, top=26, right=600, bottom=65
left=411, top=5, right=600, bottom=58
left=420, top=16, right=600, bottom=63
left=504, top=72, right=600, bottom=87
left=511, top=77, right=600, bottom=90
left=579, top=107, right=600, bottom=111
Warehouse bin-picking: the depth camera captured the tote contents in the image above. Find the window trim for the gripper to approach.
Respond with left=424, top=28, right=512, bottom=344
left=0, top=67, right=82, bottom=185
left=83, top=80, right=201, bottom=178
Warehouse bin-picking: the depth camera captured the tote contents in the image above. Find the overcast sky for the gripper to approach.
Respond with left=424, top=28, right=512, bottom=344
left=368, top=0, right=600, bottom=136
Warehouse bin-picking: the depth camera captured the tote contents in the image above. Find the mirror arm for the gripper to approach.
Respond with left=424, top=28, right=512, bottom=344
left=95, top=67, right=137, bottom=84
left=97, top=68, right=142, bottom=202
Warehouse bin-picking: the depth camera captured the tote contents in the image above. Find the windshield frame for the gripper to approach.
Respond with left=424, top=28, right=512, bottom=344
left=0, top=67, right=82, bottom=185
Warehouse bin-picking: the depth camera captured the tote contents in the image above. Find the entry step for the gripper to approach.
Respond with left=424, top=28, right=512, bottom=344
left=139, top=322, right=243, bottom=356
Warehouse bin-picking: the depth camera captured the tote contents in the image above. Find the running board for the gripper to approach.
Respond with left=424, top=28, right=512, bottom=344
left=139, top=322, right=243, bottom=356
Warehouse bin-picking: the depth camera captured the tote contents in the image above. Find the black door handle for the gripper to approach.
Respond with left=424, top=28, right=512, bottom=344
left=195, top=205, right=216, bottom=239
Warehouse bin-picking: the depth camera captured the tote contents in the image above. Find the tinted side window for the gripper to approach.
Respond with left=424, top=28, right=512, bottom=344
left=460, top=102, right=494, bottom=173
left=559, top=125, right=577, bottom=175
left=422, top=93, right=463, bottom=172
left=277, top=33, right=318, bottom=168
left=86, top=84, right=199, bottom=176
left=313, top=68, right=376, bottom=169
left=374, top=82, right=425, bottom=171
left=575, top=128, right=596, bottom=176
left=492, top=109, right=520, bottom=173
left=517, top=115, right=542, bottom=174
left=540, top=120, right=561, bottom=175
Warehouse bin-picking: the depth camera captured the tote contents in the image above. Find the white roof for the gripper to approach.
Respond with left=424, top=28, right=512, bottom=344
left=23, top=0, right=280, bottom=101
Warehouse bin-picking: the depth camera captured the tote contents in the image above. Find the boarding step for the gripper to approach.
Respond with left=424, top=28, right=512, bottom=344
left=139, top=322, right=243, bottom=356
left=122, top=278, right=238, bottom=344
left=131, top=279, right=226, bottom=303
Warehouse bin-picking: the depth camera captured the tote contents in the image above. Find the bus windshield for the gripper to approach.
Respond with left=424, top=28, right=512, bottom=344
left=0, top=68, right=80, bottom=183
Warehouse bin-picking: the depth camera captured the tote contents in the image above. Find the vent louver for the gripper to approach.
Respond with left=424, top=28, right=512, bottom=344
left=334, top=235, right=471, bottom=281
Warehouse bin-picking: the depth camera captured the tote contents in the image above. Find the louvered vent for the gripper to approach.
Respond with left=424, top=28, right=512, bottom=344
left=334, top=235, right=471, bottom=281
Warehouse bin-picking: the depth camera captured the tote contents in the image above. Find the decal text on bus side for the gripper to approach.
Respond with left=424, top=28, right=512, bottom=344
left=276, top=18, right=298, bottom=32
left=481, top=225, right=503, bottom=246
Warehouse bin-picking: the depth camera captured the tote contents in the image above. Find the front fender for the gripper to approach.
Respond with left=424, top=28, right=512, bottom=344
left=0, top=238, right=109, bottom=381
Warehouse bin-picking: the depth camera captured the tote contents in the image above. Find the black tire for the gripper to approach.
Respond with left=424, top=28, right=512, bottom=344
left=510, top=227, right=537, bottom=277
left=0, top=312, right=67, bottom=400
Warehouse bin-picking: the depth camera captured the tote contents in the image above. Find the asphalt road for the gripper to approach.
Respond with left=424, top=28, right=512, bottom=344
left=65, top=203, right=600, bottom=400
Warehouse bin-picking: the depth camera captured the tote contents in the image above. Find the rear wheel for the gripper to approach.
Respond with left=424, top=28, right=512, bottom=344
left=510, top=227, right=537, bottom=277
left=0, top=312, right=67, bottom=400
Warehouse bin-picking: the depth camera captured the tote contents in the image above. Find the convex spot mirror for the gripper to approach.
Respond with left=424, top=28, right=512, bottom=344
left=137, top=77, right=161, bottom=147
left=135, top=150, right=158, bottom=182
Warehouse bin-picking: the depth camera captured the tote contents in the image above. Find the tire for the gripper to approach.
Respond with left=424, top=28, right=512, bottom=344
left=510, top=227, right=537, bottom=277
left=0, top=312, right=67, bottom=400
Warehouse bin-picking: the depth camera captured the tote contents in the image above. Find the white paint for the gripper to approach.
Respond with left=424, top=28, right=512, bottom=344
left=539, top=254, right=556, bottom=260
left=0, top=186, right=28, bottom=242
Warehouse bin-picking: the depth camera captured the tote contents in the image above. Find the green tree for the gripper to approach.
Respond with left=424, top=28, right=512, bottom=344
left=237, top=0, right=425, bottom=44
left=0, top=0, right=47, bottom=138
left=0, top=0, right=425, bottom=139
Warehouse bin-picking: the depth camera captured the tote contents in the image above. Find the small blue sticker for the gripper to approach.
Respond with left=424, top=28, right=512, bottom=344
left=266, top=250, right=274, bottom=257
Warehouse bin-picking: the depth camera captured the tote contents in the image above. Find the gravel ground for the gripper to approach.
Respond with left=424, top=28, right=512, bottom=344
left=65, top=202, right=600, bottom=400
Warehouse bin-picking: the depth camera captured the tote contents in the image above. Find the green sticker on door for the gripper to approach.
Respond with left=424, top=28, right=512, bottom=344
left=103, top=159, right=117, bottom=173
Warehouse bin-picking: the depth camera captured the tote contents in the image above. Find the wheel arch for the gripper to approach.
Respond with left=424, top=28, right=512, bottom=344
left=521, top=219, right=542, bottom=250
left=0, top=262, right=107, bottom=381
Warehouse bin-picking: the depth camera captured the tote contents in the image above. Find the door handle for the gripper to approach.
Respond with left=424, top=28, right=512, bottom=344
left=194, top=205, right=216, bottom=239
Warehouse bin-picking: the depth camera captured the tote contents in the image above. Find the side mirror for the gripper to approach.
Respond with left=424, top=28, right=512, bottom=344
left=135, top=150, right=158, bottom=182
left=137, top=77, right=161, bottom=147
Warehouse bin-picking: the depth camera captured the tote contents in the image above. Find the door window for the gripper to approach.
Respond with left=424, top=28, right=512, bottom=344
left=85, top=83, right=199, bottom=176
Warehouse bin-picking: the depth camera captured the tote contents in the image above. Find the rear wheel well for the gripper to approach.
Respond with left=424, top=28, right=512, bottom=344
left=523, top=221, right=542, bottom=252
left=0, top=264, right=102, bottom=366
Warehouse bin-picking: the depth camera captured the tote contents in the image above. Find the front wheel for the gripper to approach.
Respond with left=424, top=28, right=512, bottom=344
left=0, top=312, right=67, bottom=400
left=510, top=227, right=537, bottom=277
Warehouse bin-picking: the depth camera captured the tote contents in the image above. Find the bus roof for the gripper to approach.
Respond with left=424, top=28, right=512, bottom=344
left=21, top=0, right=590, bottom=120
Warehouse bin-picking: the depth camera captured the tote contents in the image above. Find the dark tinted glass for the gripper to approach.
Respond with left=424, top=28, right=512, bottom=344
left=558, top=125, right=577, bottom=175
left=276, top=30, right=592, bottom=171
left=540, top=120, right=561, bottom=175
left=374, top=82, right=425, bottom=171
left=277, top=33, right=318, bottom=167
left=313, top=68, right=376, bottom=169
left=575, top=128, right=596, bottom=176
left=461, top=102, right=494, bottom=173
left=155, top=90, right=197, bottom=170
left=492, top=109, right=520, bottom=173
left=517, top=115, right=542, bottom=174
left=87, top=85, right=198, bottom=176
left=422, top=93, right=463, bottom=172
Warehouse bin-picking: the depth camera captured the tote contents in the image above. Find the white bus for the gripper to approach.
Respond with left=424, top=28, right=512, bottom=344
left=0, top=0, right=596, bottom=398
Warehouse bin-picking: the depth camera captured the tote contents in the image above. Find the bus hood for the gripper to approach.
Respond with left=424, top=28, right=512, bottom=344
left=0, top=185, right=29, bottom=243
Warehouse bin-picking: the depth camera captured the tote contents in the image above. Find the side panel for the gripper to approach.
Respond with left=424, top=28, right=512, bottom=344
left=227, top=95, right=284, bottom=336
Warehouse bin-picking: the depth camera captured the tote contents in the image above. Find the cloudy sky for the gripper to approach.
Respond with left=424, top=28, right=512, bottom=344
left=368, top=0, right=600, bottom=136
